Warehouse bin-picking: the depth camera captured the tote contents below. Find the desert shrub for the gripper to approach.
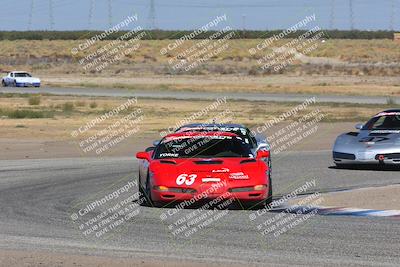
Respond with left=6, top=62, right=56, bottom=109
left=0, top=108, right=53, bottom=118
left=89, top=101, right=98, bottom=108
left=28, top=95, right=41, bottom=105
left=62, top=102, right=74, bottom=112
left=75, top=101, right=86, bottom=107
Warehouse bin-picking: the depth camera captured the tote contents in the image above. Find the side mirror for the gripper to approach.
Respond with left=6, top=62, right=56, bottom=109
left=256, top=150, right=270, bottom=159
left=355, top=123, right=364, bottom=130
left=152, top=140, right=160, bottom=147
left=256, top=142, right=270, bottom=151
left=145, top=146, right=155, bottom=152
left=136, top=151, right=151, bottom=161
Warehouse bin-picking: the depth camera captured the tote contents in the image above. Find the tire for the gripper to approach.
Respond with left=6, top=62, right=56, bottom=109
left=265, top=178, right=273, bottom=206
left=267, top=157, right=272, bottom=184
left=1, top=80, right=6, bottom=87
left=139, top=175, right=150, bottom=206
left=12, top=80, right=16, bottom=87
left=144, top=173, right=161, bottom=207
left=138, top=175, right=146, bottom=203
left=139, top=172, right=164, bottom=208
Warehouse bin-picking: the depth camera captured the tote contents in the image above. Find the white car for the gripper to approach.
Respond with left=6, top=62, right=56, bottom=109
left=1, top=71, right=41, bottom=87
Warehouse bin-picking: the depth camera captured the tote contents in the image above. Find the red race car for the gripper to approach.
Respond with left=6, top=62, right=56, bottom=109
left=136, top=131, right=272, bottom=208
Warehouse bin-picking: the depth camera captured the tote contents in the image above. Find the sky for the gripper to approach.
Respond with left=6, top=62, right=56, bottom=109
left=0, top=0, right=398, bottom=31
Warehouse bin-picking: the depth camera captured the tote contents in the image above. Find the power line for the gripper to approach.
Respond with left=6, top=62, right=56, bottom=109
left=117, top=0, right=331, bottom=9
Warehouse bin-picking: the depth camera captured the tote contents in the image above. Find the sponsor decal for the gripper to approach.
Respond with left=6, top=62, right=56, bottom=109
left=212, top=168, right=230, bottom=173
left=159, top=153, right=178, bottom=158
left=370, top=130, right=400, bottom=134
left=229, top=172, right=249, bottom=180
left=374, top=112, right=400, bottom=117
left=202, top=178, right=221, bottom=183
left=164, top=135, right=232, bottom=142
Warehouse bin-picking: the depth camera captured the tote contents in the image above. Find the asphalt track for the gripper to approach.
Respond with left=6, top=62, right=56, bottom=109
left=1, top=86, right=399, bottom=104
left=0, top=150, right=399, bottom=266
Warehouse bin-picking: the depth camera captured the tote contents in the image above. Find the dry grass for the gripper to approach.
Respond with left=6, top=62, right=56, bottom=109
left=308, top=39, right=400, bottom=63
left=1, top=39, right=399, bottom=64
left=1, top=39, right=399, bottom=97
left=1, top=39, right=399, bottom=76
left=0, top=94, right=397, bottom=140
left=40, top=75, right=400, bottom=97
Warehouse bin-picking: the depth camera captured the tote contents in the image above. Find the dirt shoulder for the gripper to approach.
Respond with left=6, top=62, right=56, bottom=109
left=0, top=249, right=244, bottom=267
left=43, top=74, right=400, bottom=97
left=0, top=94, right=379, bottom=160
left=289, top=185, right=400, bottom=210
left=0, top=121, right=353, bottom=160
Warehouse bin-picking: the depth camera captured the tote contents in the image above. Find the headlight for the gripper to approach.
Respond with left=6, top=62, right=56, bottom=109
left=153, top=186, right=196, bottom=194
left=229, top=185, right=267, bottom=192
left=254, top=185, right=267, bottom=191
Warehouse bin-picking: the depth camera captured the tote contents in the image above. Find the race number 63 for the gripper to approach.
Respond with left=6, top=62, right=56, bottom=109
left=176, top=174, right=197, bottom=185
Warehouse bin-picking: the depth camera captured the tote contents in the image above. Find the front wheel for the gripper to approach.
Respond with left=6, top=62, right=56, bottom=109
left=265, top=179, right=273, bottom=206
left=11, top=80, right=16, bottom=87
left=145, top=173, right=162, bottom=207
left=138, top=176, right=145, bottom=199
left=138, top=173, right=152, bottom=206
left=1, top=80, right=6, bottom=87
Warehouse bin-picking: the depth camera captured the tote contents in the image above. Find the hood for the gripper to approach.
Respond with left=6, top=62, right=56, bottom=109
left=150, top=157, right=268, bottom=192
left=15, top=77, right=40, bottom=83
left=357, top=130, right=400, bottom=145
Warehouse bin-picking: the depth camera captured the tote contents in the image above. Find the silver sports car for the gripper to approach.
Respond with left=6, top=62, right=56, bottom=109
left=333, top=109, right=400, bottom=166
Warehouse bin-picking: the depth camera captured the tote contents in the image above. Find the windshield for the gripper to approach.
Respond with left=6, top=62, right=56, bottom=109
left=14, top=73, right=31, bottom=77
left=364, top=114, right=400, bottom=130
left=154, top=136, right=254, bottom=159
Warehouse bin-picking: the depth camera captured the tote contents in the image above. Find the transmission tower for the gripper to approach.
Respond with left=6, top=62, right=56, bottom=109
left=49, top=0, right=54, bottom=30
left=28, top=0, right=34, bottom=30
left=349, top=0, right=354, bottom=30
left=242, top=13, right=247, bottom=35
left=89, top=0, right=95, bottom=28
left=148, top=0, right=156, bottom=30
left=329, top=0, right=335, bottom=29
left=390, top=0, right=395, bottom=31
left=108, top=0, right=113, bottom=27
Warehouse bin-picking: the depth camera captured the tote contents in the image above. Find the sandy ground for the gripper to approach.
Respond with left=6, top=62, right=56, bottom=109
left=43, top=74, right=400, bottom=87
left=0, top=94, right=388, bottom=161
left=43, top=74, right=400, bottom=97
left=0, top=122, right=353, bottom=160
left=0, top=136, right=154, bottom=160
left=0, top=249, right=244, bottom=267
left=289, top=185, right=400, bottom=210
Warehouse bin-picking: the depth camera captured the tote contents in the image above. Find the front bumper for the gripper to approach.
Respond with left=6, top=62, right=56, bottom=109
left=333, top=151, right=400, bottom=165
left=16, top=82, right=40, bottom=87
left=151, top=187, right=269, bottom=203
